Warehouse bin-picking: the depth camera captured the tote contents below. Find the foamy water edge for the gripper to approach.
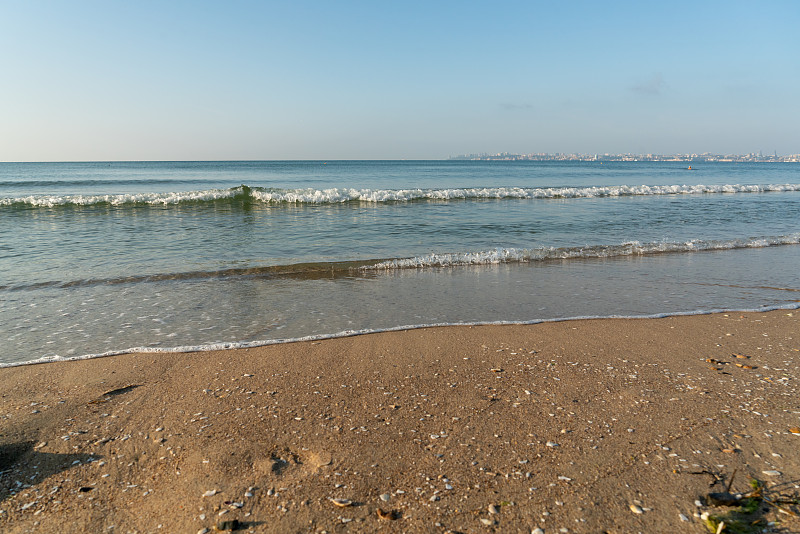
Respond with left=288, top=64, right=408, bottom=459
left=5, top=303, right=798, bottom=369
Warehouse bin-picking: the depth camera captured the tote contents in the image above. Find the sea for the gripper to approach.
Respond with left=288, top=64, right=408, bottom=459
left=2, top=160, right=799, bottom=367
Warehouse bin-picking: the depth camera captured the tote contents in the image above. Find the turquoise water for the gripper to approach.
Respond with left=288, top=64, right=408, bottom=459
left=2, top=160, right=799, bottom=365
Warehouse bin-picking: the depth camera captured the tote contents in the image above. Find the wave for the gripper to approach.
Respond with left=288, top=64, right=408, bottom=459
left=364, top=235, right=800, bottom=269
left=3, top=183, right=800, bottom=208
left=5, top=234, right=799, bottom=291
left=2, top=260, right=376, bottom=291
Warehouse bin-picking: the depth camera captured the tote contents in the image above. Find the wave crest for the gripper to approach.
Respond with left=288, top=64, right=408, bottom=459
left=365, top=235, right=800, bottom=269
left=3, top=183, right=800, bottom=208
left=4, top=234, right=798, bottom=292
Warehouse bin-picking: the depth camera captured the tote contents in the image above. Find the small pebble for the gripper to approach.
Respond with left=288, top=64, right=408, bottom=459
left=488, top=504, right=499, bottom=514
left=532, top=529, right=544, bottom=534
left=679, top=513, right=689, bottom=522
left=480, top=518, right=496, bottom=526
left=762, top=470, right=782, bottom=476
left=379, top=493, right=391, bottom=502
left=629, top=504, right=644, bottom=514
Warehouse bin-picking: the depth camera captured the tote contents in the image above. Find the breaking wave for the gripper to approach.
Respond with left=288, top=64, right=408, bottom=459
left=5, top=234, right=798, bottom=291
left=3, top=183, right=800, bottom=208
left=364, top=235, right=800, bottom=269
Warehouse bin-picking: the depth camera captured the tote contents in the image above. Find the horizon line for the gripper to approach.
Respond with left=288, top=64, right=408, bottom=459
left=2, top=152, right=800, bottom=164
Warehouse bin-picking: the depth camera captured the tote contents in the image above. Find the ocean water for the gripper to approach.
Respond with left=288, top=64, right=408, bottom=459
left=2, top=160, right=799, bottom=366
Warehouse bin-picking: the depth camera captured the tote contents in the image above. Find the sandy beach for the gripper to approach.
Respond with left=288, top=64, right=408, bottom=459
left=1, top=310, right=799, bottom=533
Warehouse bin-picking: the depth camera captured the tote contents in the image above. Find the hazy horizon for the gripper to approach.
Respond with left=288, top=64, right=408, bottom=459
left=2, top=152, right=799, bottom=164
left=2, top=1, right=798, bottom=162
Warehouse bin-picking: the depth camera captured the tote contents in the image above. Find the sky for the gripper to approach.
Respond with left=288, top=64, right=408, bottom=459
left=1, top=1, right=798, bottom=161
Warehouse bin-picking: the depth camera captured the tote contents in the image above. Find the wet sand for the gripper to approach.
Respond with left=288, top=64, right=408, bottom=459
left=1, top=310, right=799, bottom=533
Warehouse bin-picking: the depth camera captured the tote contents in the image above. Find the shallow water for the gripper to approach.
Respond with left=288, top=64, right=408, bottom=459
left=2, top=160, right=799, bottom=365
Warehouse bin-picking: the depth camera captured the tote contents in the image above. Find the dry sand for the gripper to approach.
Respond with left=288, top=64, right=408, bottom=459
left=1, top=310, right=799, bottom=533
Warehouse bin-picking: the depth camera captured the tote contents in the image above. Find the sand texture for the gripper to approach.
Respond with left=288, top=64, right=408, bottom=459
left=1, top=311, right=799, bottom=533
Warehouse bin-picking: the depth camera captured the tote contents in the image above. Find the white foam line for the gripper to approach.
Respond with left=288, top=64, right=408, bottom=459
left=252, top=183, right=800, bottom=203
left=364, top=235, right=800, bottom=269
left=2, top=188, right=238, bottom=207
left=4, top=302, right=798, bottom=368
left=4, top=183, right=800, bottom=207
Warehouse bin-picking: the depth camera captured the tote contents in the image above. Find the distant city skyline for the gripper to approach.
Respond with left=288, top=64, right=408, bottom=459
left=3, top=150, right=799, bottom=163
left=1, top=1, right=799, bottom=161
left=450, top=151, right=800, bottom=162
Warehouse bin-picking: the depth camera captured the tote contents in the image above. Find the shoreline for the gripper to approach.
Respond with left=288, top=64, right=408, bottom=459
left=5, top=303, right=800, bottom=369
left=1, top=310, right=799, bottom=532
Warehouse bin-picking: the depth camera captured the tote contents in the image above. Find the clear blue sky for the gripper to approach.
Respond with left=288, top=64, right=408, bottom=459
left=1, top=1, right=798, bottom=160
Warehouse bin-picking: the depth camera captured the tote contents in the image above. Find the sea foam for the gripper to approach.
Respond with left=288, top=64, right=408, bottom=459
left=3, top=183, right=800, bottom=207
left=364, top=234, right=800, bottom=269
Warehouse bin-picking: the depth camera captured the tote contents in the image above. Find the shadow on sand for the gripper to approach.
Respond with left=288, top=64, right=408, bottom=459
left=0, top=441, right=101, bottom=502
